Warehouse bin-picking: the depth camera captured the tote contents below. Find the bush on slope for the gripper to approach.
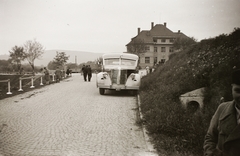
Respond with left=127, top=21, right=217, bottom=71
left=139, top=28, right=240, bottom=155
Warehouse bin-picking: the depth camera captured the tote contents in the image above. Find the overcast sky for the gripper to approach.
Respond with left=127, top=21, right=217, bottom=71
left=1, top=0, right=240, bottom=55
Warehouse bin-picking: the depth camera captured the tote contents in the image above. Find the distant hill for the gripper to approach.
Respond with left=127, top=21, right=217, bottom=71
left=0, top=54, right=9, bottom=60
left=0, top=50, right=104, bottom=66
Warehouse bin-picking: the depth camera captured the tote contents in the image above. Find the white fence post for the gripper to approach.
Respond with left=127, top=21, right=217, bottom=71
left=30, top=76, right=35, bottom=88
left=40, top=76, right=43, bottom=85
left=6, top=79, right=12, bottom=94
left=18, top=77, right=23, bottom=91
left=0, top=79, right=12, bottom=94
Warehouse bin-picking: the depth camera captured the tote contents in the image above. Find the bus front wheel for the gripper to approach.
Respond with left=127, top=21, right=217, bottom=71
left=99, top=88, right=105, bottom=95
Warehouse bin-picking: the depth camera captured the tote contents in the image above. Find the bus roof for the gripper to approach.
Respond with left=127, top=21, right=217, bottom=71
left=102, top=53, right=138, bottom=60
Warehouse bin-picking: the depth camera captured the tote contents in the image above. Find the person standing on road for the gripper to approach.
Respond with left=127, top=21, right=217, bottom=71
left=87, top=65, right=92, bottom=82
left=55, top=67, right=62, bottom=83
left=43, top=67, right=50, bottom=84
left=203, top=67, right=240, bottom=156
left=66, top=68, right=70, bottom=77
left=146, top=66, right=149, bottom=74
left=82, top=64, right=87, bottom=81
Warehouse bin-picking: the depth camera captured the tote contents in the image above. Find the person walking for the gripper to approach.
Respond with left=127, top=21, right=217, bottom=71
left=66, top=68, right=70, bottom=77
left=82, top=64, right=87, bottom=81
left=87, top=65, right=92, bottom=82
left=43, top=67, right=50, bottom=84
left=203, top=67, right=240, bottom=156
left=146, top=66, right=150, bottom=75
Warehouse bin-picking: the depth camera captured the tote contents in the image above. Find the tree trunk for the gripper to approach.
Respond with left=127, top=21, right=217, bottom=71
left=30, top=64, right=35, bottom=75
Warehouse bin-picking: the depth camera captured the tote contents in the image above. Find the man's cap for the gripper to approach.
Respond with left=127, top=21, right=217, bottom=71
left=232, top=68, right=240, bottom=85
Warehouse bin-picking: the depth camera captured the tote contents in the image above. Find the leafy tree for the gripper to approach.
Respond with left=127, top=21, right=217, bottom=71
left=47, top=61, right=59, bottom=70
left=24, top=39, right=45, bottom=73
left=66, top=63, right=78, bottom=69
left=9, top=45, right=25, bottom=72
left=0, top=60, right=12, bottom=72
left=127, top=38, right=146, bottom=57
left=53, top=51, right=69, bottom=68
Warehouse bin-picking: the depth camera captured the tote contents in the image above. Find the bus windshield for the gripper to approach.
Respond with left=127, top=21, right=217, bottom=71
left=104, top=58, right=136, bottom=66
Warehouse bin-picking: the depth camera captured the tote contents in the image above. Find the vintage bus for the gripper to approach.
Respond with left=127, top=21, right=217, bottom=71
left=96, top=53, right=141, bottom=95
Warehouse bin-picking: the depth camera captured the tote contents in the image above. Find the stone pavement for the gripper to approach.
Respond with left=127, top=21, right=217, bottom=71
left=0, top=74, right=158, bottom=156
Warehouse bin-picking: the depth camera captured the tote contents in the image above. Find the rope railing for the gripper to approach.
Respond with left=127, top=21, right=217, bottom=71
left=0, top=79, right=12, bottom=94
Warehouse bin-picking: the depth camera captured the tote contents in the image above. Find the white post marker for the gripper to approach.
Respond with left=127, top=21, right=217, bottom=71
left=18, top=78, right=23, bottom=91
left=30, top=76, right=35, bottom=88
left=40, top=76, right=43, bottom=85
left=6, top=79, right=12, bottom=94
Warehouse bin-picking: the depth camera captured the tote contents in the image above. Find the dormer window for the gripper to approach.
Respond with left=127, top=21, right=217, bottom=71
left=161, top=39, right=166, bottom=42
left=153, top=39, right=157, bottom=43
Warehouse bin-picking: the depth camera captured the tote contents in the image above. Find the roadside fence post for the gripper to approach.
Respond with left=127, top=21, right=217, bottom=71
left=30, top=76, right=35, bottom=88
left=40, top=76, right=43, bottom=85
left=18, top=77, right=23, bottom=91
left=6, top=79, right=12, bottom=94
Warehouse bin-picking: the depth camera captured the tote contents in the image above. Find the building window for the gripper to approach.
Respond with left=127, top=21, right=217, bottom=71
left=154, top=57, right=157, bottom=64
left=170, top=39, right=174, bottom=43
left=145, top=46, right=150, bottom=51
left=161, top=39, right=166, bottom=42
left=153, top=39, right=157, bottom=42
left=145, top=57, right=150, bottom=63
left=161, top=47, right=166, bottom=52
left=154, top=47, right=157, bottom=52
left=169, top=47, right=174, bottom=52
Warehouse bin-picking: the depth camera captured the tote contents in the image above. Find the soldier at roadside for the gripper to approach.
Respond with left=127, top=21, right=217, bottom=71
left=82, top=64, right=87, bottom=81
left=66, top=68, right=70, bottom=77
left=20, top=67, right=25, bottom=75
left=43, top=67, right=50, bottom=84
left=86, top=65, right=92, bottom=82
left=55, top=67, right=62, bottom=83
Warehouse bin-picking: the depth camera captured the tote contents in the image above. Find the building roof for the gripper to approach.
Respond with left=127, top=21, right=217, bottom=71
left=150, top=24, right=176, bottom=37
left=126, top=23, right=189, bottom=46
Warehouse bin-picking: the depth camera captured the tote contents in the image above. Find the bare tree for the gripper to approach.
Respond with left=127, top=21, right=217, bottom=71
left=127, top=38, right=146, bottom=57
left=95, top=57, right=103, bottom=65
left=24, top=39, right=45, bottom=73
left=9, top=45, right=25, bottom=73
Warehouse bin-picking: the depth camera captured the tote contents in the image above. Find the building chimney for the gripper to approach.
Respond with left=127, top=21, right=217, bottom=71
left=151, top=22, right=154, bottom=29
left=164, top=22, right=167, bottom=27
left=178, top=30, right=181, bottom=33
left=138, top=28, right=140, bottom=34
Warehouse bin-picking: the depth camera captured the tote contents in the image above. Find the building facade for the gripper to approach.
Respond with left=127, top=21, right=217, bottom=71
left=126, top=22, right=189, bottom=68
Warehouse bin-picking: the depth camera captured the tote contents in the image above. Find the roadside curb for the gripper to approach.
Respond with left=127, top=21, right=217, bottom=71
left=137, top=94, right=159, bottom=156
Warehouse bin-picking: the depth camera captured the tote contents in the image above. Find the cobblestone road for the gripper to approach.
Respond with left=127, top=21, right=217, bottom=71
left=0, top=74, right=153, bottom=156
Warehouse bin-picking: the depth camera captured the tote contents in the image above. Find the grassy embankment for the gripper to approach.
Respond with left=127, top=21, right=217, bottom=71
left=139, top=28, right=240, bottom=155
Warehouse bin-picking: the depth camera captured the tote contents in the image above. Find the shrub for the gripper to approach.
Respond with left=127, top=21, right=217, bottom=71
left=139, top=28, right=240, bottom=155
